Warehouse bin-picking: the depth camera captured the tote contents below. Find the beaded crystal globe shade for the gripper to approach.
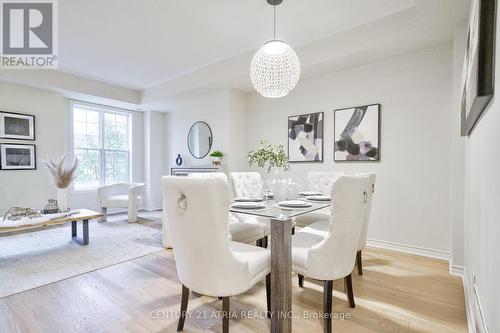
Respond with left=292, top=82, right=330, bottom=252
left=250, top=40, right=301, bottom=98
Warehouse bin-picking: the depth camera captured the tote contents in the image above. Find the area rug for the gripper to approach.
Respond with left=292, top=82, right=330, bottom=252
left=0, top=219, right=163, bottom=298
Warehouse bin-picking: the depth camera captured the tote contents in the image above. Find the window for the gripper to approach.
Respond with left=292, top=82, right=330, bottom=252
left=70, top=101, right=131, bottom=191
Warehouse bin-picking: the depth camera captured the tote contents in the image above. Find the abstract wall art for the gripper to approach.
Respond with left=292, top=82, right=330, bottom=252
left=0, top=111, right=35, bottom=140
left=288, top=112, right=323, bottom=162
left=460, top=0, right=496, bottom=136
left=334, top=104, right=380, bottom=162
left=0, top=144, right=37, bottom=170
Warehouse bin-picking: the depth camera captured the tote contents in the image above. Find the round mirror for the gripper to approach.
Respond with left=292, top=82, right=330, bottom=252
left=187, top=121, right=213, bottom=159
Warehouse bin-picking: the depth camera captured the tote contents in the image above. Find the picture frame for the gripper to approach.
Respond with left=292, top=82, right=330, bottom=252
left=0, top=143, right=37, bottom=170
left=0, top=111, right=36, bottom=140
left=334, top=104, right=380, bottom=162
left=460, top=0, right=496, bottom=136
left=287, top=112, right=324, bottom=162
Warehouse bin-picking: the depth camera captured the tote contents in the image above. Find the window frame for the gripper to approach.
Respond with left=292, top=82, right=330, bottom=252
left=69, top=100, right=133, bottom=193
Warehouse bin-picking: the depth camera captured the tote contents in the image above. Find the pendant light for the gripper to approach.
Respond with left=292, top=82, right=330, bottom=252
left=250, top=0, right=301, bottom=98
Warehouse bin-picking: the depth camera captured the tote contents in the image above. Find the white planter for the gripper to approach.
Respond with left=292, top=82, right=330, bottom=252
left=58, top=187, right=70, bottom=212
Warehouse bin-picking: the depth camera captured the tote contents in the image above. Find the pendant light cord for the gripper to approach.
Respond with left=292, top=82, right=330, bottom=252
left=273, top=3, right=276, bottom=40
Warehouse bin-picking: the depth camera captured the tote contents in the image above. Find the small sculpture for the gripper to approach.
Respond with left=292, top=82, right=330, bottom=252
left=3, top=207, right=41, bottom=221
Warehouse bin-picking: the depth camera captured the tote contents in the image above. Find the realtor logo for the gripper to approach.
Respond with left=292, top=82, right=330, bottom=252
left=1, top=0, right=58, bottom=69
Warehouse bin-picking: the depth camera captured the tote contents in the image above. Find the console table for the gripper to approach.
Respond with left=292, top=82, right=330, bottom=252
left=170, top=167, right=219, bottom=176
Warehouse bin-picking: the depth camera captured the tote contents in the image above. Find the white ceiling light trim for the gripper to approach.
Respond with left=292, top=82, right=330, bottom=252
left=250, top=0, right=301, bottom=98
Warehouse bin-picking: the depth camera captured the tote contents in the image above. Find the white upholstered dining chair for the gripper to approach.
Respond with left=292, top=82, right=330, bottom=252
left=97, top=183, right=145, bottom=223
left=292, top=175, right=370, bottom=333
left=294, top=171, right=345, bottom=228
left=162, top=176, right=271, bottom=333
left=188, top=172, right=267, bottom=246
left=230, top=172, right=271, bottom=244
left=355, top=173, right=376, bottom=275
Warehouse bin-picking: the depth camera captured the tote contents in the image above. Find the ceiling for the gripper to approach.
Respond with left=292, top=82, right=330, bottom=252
left=0, top=0, right=470, bottom=110
left=59, top=0, right=416, bottom=89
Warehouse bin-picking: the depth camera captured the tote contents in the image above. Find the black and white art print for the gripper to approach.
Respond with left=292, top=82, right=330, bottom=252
left=0, top=112, right=35, bottom=140
left=334, top=104, right=380, bottom=162
left=460, top=0, right=496, bottom=136
left=288, top=112, right=323, bottom=162
left=0, top=144, right=36, bottom=170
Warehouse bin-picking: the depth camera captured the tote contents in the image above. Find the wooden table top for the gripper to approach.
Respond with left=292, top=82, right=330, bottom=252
left=0, top=209, right=103, bottom=234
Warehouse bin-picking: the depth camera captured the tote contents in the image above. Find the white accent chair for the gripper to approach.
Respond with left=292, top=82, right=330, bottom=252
left=97, top=183, right=145, bottom=223
left=230, top=172, right=271, bottom=241
left=292, top=175, right=370, bottom=333
left=162, top=176, right=271, bottom=333
left=188, top=172, right=267, bottom=246
left=355, top=173, right=376, bottom=275
left=294, top=171, right=345, bottom=228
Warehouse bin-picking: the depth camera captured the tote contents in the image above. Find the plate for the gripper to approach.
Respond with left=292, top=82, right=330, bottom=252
left=278, top=200, right=312, bottom=208
left=234, top=197, right=264, bottom=202
left=307, top=195, right=331, bottom=202
left=231, top=202, right=266, bottom=209
left=299, top=191, right=323, bottom=196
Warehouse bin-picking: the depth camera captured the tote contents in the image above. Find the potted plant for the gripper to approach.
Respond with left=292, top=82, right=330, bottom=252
left=247, top=140, right=290, bottom=200
left=210, top=150, right=224, bottom=166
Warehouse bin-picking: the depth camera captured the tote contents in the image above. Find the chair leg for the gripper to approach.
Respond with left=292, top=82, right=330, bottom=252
left=323, top=280, right=333, bottom=333
left=266, top=273, right=271, bottom=318
left=292, top=226, right=295, bottom=235
left=298, top=274, right=304, bottom=288
left=100, top=207, right=107, bottom=222
left=356, top=250, right=363, bottom=275
left=345, top=274, right=355, bottom=308
left=177, top=285, right=189, bottom=331
left=262, top=235, right=268, bottom=248
left=222, top=297, right=230, bottom=333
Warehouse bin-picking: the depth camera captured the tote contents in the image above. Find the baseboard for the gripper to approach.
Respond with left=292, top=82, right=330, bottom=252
left=450, top=264, right=464, bottom=277
left=366, top=238, right=450, bottom=261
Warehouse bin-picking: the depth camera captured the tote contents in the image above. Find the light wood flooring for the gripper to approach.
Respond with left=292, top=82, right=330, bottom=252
left=0, top=213, right=467, bottom=333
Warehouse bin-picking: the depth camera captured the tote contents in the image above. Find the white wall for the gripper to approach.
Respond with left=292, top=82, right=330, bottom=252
left=0, top=82, right=66, bottom=214
left=461, top=9, right=500, bottom=333
left=144, top=111, right=166, bottom=210
left=246, top=45, right=454, bottom=253
left=166, top=89, right=248, bottom=173
left=0, top=81, right=146, bottom=215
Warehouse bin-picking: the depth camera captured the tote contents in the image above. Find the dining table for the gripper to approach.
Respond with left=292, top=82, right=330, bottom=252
left=230, top=196, right=332, bottom=333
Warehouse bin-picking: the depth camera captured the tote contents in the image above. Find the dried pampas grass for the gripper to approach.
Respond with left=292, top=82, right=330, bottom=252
left=43, top=154, right=79, bottom=189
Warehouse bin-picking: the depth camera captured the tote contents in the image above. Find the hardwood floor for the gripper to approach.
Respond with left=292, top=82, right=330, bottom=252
left=0, top=215, right=467, bottom=333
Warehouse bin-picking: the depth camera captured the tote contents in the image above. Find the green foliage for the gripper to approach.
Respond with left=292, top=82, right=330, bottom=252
left=210, top=150, right=224, bottom=158
left=247, top=140, right=289, bottom=171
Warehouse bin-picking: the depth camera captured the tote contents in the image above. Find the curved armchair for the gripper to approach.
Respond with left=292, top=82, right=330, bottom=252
left=97, top=183, right=145, bottom=223
left=162, top=176, right=271, bottom=332
left=292, top=175, right=370, bottom=333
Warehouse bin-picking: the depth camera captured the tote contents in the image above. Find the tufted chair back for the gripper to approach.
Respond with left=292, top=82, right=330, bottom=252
left=162, top=176, right=250, bottom=296
left=307, top=171, right=345, bottom=195
left=306, top=175, right=370, bottom=280
left=230, top=172, right=263, bottom=198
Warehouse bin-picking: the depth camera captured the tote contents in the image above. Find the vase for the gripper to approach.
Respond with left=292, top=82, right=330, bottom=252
left=58, top=187, right=70, bottom=212
left=212, top=157, right=221, bottom=166
left=175, top=154, right=183, bottom=166
left=269, top=168, right=290, bottom=202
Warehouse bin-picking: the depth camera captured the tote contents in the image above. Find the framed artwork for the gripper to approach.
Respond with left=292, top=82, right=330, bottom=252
left=0, top=111, right=35, bottom=140
left=0, top=144, right=37, bottom=170
left=460, top=0, right=496, bottom=136
left=334, top=104, right=380, bottom=162
left=288, top=112, right=323, bottom=162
